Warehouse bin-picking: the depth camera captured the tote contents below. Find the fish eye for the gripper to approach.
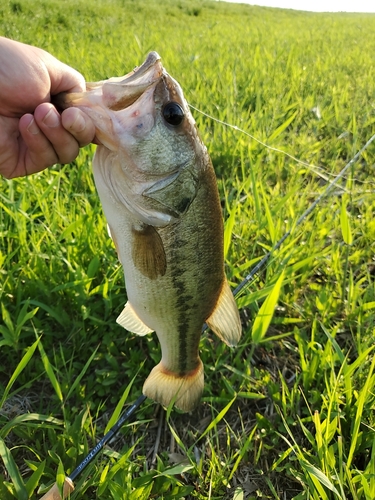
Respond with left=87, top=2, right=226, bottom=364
left=162, top=102, right=184, bottom=126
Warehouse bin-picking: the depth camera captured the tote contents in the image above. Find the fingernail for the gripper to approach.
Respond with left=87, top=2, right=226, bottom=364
left=27, top=118, right=39, bottom=135
left=43, top=108, right=60, bottom=128
left=71, top=112, right=86, bottom=133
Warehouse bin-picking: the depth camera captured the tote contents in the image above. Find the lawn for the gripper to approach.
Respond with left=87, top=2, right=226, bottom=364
left=1, top=0, right=375, bottom=498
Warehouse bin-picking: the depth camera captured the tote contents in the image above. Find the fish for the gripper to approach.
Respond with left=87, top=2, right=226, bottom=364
left=56, top=52, right=241, bottom=412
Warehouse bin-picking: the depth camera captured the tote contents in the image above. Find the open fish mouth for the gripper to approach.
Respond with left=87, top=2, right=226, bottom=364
left=97, top=51, right=164, bottom=111
left=54, top=51, right=164, bottom=112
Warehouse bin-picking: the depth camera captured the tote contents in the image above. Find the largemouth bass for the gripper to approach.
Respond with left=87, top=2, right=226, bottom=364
left=57, top=52, right=241, bottom=412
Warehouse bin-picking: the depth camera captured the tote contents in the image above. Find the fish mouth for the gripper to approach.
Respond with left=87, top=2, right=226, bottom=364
left=54, top=51, right=164, bottom=112
left=101, top=51, right=164, bottom=111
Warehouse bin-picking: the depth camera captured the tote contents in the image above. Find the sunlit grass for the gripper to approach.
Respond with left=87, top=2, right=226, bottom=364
left=1, top=0, right=375, bottom=498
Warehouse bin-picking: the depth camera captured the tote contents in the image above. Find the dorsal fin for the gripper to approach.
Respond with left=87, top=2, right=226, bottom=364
left=116, top=302, right=153, bottom=336
left=206, top=280, right=241, bottom=347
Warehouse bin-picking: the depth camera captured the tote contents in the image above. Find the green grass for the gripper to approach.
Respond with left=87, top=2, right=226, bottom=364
left=1, top=0, right=375, bottom=498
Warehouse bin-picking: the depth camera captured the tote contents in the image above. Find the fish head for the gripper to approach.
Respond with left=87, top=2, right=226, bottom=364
left=102, top=53, right=202, bottom=180
left=56, top=52, right=204, bottom=225
left=55, top=51, right=165, bottom=151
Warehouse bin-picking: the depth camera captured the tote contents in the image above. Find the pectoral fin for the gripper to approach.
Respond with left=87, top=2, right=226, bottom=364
left=116, top=301, right=153, bottom=335
left=107, top=224, right=122, bottom=263
left=132, top=224, right=167, bottom=279
left=206, top=280, right=241, bottom=347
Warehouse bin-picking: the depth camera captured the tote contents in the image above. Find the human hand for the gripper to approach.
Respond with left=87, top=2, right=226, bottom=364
left=0, top=37, right=96, bottom=178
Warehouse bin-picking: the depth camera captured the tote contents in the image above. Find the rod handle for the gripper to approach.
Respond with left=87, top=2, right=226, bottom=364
left=39, top=477, right=74, bottom=500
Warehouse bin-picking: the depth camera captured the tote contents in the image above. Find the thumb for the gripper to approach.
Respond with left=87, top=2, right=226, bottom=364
left=48, top=60, right=86, bottom=95
left=31, top=46, right=86, bottom=95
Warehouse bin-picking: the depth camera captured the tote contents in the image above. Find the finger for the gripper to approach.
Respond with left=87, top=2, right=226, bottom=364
left=33, top=103, right=80, bottom=164
left=61, top=108, right=96, bottom=147
left=0, top=116, right=21, bottom=178
left=29, top=44, right=86, bottom=95
left=39, top=477, right=74, bottom=500
left=18, top=113, right=60, bottom=174
left=56, top=63, right=86, bottom=94
left=47, top=58, right=86, bottom=94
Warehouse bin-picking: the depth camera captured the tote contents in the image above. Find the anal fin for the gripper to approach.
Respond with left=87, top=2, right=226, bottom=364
left=206, top=279, right=241, bottom=347
left=116, top=301, right=153, bottom=336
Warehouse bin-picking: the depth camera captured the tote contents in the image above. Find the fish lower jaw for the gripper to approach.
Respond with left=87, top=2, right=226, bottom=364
left=142, top=360, right=204, bottom=413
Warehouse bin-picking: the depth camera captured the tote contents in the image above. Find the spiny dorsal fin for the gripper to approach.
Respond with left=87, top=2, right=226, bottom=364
left=132, top=224, right=167, bottom=279
left=206, top=280, right=241, bottom=347
left=116, top=302, right=153, bottom=336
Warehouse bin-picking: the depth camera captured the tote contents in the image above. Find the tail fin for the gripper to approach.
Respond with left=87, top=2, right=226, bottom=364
left=143, top=361, right=204, bottom=412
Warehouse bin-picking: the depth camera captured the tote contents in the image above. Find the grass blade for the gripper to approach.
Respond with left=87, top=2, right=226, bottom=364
left=340, top=198, right=353, bottom=245
left=0, top=413, right=63, bottom=439
left=302, top=461, right=342, bottom=498
left=37, top=337, right=63, bottom=404
left=0, top=437, right=28, bottom=500
left=251, top=270, right=284, bottom=344
left=268, top=110, right=298, bottom=141
left=346, top=355, right=375, bottom=469
left=0, top=337, right=40, bottom=409
left=260, top=183, right=276, bottom=244
left=228, top=424, right=257, bottom=481
left=224, top=205, right=237, bottom=260
left=198, top=397, right=236, bottom=441
left=65, top=345, right=100, bottom=402
left=104, top=372, right=137, bottom=434
left=25, top=460, right=45, bottom=497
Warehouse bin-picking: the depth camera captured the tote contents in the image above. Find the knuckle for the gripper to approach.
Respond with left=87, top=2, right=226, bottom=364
left=55, top=141, right=79, bottom=164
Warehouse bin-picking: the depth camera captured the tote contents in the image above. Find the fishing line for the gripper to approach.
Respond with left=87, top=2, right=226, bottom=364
left=189, top=104, right=337, bottom=182
left=190, top=104, right=374, bottom=187
left=190, top=104, right=375, bottom=298
left=231, top=133, right=375, bottom=296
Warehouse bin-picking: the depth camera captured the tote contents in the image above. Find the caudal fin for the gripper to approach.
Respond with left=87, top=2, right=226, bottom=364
left=143, top=361, right=204, bottom=412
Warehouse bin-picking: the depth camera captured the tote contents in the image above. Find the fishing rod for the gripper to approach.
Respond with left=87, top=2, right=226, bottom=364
left=190, top=104, right=375, bottom=298
left=233, top=131, right=375, bottom=298
left=39, top=394, right=146, bottom=500
left=39, top=132, right=375, bottom=499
